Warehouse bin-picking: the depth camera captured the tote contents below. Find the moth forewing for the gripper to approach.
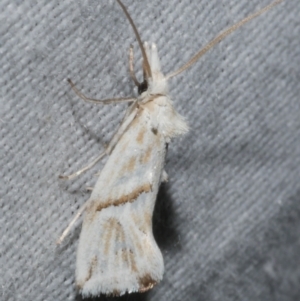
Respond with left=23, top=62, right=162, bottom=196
left=58, top=0, right=283, bottom=297
left=75, top=41, right=188, bottom=297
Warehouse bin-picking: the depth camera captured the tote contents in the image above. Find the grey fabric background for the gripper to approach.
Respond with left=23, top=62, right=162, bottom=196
left=1, top=0, right=299, bottom=300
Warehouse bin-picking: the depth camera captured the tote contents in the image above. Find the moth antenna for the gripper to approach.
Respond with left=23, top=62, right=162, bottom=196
left=166, top=0, right=283, bottom=79
left=129, top=45, right=140, bottom=86
left=115, top=0, right=152, bottom=80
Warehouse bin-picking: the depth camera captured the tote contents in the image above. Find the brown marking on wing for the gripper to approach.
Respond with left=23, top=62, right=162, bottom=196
left=120, top=139, right=129, bottom=153
left=129, top=225, right=144, bottom=255
left=143, top=97, right=157, bottom=112
left=129, top=249, right=138, bottom=272
left=84, top=256, right=98, bottom=283
left=141, top=220, right=152, bottom=238
left=120, top=248, right=127, bottom=262
left=144, top=211, right=152, bottom=226
left=131, top=212, right=146, bottom=234
left=130, top=225, right=144, bottom=255
left=136, top=128, right=145, bottom=144
left=103, top=218, right=118, bottom=255
left=96, top=183, right=152, bottom=212
left=140, top=146, right=152, bottom=164
left=114, top=221, right=122, bottom=242
left=138, top=274, right=158, bottom=293
left=114, top=223, right=128, bottom=266
left=132, top=210, right=152, bottom=234
left=120, top=156, right=136, bottom=175
left=127, top=157, right=136, bottom=172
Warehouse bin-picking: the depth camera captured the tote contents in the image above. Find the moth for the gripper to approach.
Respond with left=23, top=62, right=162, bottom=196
left=58, top=0, right=282, bottom=297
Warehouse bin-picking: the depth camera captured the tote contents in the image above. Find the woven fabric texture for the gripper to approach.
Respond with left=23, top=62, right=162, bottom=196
left=1, top=0, right=299, bottom=300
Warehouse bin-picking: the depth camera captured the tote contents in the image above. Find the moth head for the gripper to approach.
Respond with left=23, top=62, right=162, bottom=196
left=115, top=1, right=168, bottom=97
left=139, top=42, right=168, bottom=96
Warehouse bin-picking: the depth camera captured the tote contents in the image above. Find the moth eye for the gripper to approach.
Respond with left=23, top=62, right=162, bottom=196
left=138, top=80, right=148, bottom=95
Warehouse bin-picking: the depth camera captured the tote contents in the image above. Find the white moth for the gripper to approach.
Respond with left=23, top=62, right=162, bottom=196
left=58, top=0, right=282, bottom=297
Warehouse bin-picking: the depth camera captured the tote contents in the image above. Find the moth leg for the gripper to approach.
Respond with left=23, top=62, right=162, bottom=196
left=56, top=200, right=89, bottom=245
left=67, top=79, right=135, bottom=104
left=59, top=151, right=106, bottom=180
left=59, top=102, right=139, bottom=180
left=129, top=45, right=139, bottom=86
